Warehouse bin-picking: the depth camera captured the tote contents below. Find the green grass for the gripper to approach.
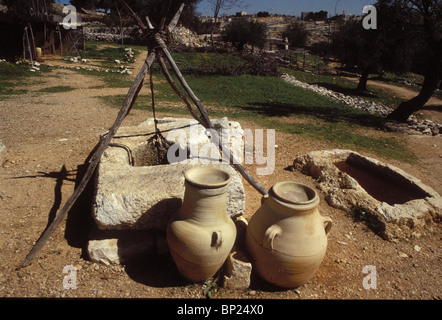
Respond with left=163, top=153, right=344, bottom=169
left=98, top=72, right=416, bottom=162
left=71, top=41, right=138, bottom=63
left=171, top=52, right=248, bottom=74
left=0, top=61, right=51, bottom=99
left=75, top=68, right=135, bottom=88
left=64, top=41, right=139, bottom=88
left=60, top=45, right=416, bottom=162
left=37, top=85, right=76, bottom=93
left=283, top=68, right=410, bottom=109
left=372, top=72, right=442, bottom=100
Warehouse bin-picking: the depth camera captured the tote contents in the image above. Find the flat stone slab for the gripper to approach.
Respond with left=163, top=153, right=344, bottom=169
left=293, top=149, right=442, bottom=240
left=92, top=117, right=246, bottom=231
left=87, top=228, right=158, bottom=265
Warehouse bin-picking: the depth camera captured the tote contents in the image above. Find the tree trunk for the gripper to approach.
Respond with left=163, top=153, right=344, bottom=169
left=357, top=70, right=369, bottom=91
left=210, top=6, right=221, bottom=50
left=387, top=67, right=440, bottom=122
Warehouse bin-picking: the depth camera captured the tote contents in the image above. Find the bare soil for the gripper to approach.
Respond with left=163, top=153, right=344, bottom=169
left=0, top=52, right=441, bottom=301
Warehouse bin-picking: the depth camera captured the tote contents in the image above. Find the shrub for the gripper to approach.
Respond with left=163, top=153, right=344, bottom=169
left=282, top=21, right=309, bottom=48
left=173, top=52, right=280, bottom=76
left=221, top=18, right=267, bottom=52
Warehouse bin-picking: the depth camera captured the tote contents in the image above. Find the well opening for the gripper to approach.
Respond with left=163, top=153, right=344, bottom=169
left=334, top=154, right=430, bottom=205
left=131, top=136, right=181, bottom=167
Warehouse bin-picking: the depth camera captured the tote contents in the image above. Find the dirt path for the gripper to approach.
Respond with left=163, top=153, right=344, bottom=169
left=344, top=77, right=442, bottom=123
left=0, top=52, right=441, bottom=301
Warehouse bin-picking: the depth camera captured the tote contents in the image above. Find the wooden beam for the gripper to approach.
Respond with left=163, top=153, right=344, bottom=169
left=154, top=34, right=268, bottom=196
left=155, top=34, right=212, bottom=128
left=19, top=52, right=156, bottom=268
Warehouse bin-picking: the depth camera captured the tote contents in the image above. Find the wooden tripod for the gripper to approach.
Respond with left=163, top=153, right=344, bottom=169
left=20, top=1, right=268, bottom=268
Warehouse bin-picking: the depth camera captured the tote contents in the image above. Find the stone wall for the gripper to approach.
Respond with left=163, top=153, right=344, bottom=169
left=83, top=27, right=134, bottom=43
left=83, top=25, right=209, bottom=48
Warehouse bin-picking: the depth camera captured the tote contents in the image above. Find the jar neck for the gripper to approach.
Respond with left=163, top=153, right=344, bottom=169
left=179, top=181, right=229, bottom=223
left=265, top=191, right=319, bottom=217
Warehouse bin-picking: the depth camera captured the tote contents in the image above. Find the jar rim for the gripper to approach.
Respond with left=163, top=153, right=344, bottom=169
left=184, top=166, right=232, bottom=189
left=271, top=181, right=318, bottom=205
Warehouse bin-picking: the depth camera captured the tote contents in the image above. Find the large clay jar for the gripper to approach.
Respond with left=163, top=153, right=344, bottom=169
left=246, top=181, right=332, bottom=288
left=167, top=167, right=237, bottom=282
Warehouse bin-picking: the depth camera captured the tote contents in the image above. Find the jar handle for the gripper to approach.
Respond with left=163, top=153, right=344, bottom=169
left=263, top=225, right=282, bottom=251
left=323, top=216, right=333, bottom=236
left=211, top=230, right=223, bottom=249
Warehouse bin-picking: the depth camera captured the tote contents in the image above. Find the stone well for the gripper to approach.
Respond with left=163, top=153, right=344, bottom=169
left=88, top=117, right=246, bottom=264
left=293, top=149, right=442, bottom=241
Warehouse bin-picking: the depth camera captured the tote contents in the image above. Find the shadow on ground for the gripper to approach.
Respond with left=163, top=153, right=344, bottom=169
left=241, top=101, right=385, bottom=129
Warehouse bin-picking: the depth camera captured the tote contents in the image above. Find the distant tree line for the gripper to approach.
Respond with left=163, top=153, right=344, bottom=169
left=302, top=11, right=328, bottom=21
left=57, top=0, right=440, bottom=121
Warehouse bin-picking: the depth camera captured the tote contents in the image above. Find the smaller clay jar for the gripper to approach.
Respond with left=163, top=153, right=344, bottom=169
left=246, top=182, right=332, bottom=288
left=167, top=167, right=237, bottom=282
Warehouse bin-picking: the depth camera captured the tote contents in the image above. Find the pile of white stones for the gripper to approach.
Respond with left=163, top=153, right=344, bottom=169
left=171, top=25, right=208, bottom=48
left=50, top=55, right=133, bottom=74
left=281, top=73, right=441, bottom=136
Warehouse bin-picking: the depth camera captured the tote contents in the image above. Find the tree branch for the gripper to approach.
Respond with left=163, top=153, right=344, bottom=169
left=168, top=3, right=185, bottom=31
left=120, top=0, right=147, bottom=31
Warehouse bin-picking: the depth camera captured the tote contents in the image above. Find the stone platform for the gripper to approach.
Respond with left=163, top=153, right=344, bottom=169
left=88, top=117, right=246, bottom=265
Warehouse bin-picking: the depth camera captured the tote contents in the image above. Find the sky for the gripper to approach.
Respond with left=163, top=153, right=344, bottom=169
left=196, top=0, right=377, bottom=17
left=56, top=0, right=377, bottom=17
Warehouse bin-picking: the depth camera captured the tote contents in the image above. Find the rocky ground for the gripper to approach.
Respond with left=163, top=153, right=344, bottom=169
left=0, top=51, right=441, bottom=304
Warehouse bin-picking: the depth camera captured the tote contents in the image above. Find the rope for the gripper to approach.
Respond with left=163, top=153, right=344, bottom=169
left=148, top=56, right=170, bottom=164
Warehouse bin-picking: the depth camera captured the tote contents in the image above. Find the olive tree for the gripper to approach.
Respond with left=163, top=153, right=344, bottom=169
left=222, top=18, right=267, bottom=52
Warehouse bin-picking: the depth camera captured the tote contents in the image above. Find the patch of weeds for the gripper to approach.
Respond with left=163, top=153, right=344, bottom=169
left=0, top=60, right=50, bottom=99
left=349, top=203, right=371, bottom=222
left=0, top=60, right=51, bottom=81
left=37, top=86, right=76, bottom=93
left=0, top=88, right=28, bottom=100
left=203, top=276, right=220, bottom=299
left=348, top=204, right=385, bottom=237
left=76, top=68, right=134, bottom=88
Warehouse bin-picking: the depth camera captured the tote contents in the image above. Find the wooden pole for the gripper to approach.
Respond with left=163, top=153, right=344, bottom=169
left=19, top=4, right=186, bottom=268
left=19, top=52, right=155, bottom=268
left=155, top=34, right=212, bottom=127
left=154, top=36, right=268, bottom=196
left=156, top=54, right=204, bottom=126
left=28, top=22, right=37, bottom=62
left=128, top=1, right=268, bottom=196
